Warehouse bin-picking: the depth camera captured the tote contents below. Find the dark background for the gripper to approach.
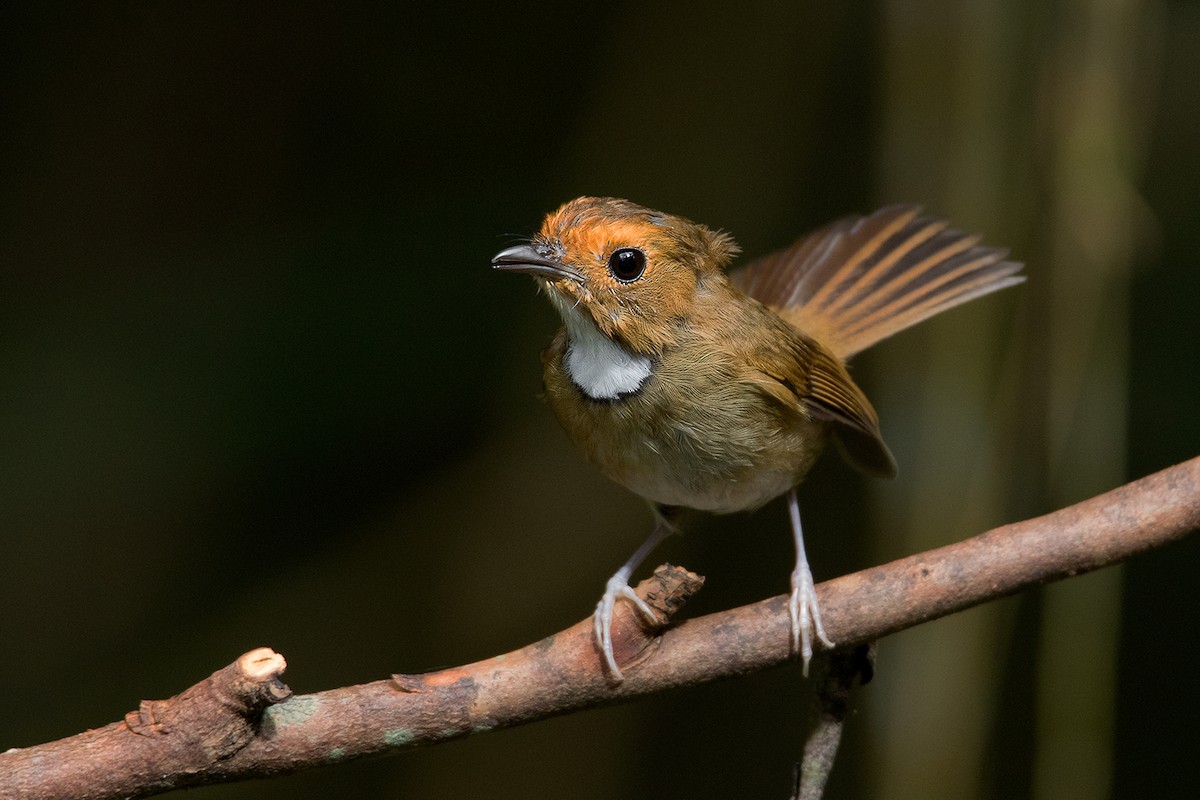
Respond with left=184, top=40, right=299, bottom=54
left=3, top=2, right=1197, bottom=798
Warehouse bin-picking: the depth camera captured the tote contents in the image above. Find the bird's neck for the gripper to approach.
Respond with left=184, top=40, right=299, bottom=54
left=552, top=299, right=652, bottom=401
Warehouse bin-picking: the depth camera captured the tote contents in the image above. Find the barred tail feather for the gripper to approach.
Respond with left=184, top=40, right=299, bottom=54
left=731, top=206, right=1024, bottom=359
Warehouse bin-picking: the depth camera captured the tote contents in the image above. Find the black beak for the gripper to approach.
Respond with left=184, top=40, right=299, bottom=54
left=491, top=244, right=582, bottom=282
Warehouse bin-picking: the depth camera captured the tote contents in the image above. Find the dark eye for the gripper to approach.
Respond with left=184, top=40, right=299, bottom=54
left=607, top=247, right=647, bottom=282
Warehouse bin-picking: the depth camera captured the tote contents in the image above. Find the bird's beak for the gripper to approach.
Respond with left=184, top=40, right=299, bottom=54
left=491, top=244, right=583, bottom=282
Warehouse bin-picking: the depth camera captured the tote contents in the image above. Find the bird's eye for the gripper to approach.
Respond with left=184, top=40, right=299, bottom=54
left=607, top=248, right=647, bottom=282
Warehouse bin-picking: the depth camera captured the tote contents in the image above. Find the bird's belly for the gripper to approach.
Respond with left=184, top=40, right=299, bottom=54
left=584, top=415, right=824, bottom=513
left=619, top=454, right=803, bottom=513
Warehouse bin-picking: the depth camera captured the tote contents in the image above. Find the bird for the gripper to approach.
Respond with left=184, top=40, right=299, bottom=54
left=492, top=197, right=1023, bottom=680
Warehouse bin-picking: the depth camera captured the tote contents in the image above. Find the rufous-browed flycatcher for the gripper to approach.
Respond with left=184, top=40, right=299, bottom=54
left=493, top=197, right=1022, bottom=680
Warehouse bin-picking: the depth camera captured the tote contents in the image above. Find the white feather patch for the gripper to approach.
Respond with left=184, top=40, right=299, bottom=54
left=554, top=300, right=651, bottom=400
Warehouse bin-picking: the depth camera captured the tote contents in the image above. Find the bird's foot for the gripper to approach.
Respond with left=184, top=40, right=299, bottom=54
left=594, top=571, right=660, bottom=681
left=790, top=564, right=834, bottom=676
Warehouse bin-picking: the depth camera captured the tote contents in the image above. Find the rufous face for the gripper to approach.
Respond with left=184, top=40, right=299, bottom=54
left=528, top=197, right=738, bottom=351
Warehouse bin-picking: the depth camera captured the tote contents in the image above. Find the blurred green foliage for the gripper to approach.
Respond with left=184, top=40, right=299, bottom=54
left=2, top=2, right=1196, bottom=798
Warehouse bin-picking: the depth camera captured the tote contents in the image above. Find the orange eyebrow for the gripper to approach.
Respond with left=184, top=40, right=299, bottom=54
left=542, top=216, right=663, bottom=261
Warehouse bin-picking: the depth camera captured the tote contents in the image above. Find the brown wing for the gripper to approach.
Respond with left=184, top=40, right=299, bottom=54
left=730, top=206, right=1023, bottom=359
left=750, top=331, right=897, bottom=479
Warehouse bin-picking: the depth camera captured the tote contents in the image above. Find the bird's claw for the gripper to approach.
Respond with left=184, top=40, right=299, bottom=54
left=593, top=573, right=659, bottom=681
left=790, top=565, right=834, bottom=676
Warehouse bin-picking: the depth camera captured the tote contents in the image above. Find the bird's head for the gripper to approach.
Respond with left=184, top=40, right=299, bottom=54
left=492, top=197, right=738, bottom=353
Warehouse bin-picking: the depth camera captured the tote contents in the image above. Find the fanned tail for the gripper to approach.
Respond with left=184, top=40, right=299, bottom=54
left=730, top=206, right=1024, bottom=359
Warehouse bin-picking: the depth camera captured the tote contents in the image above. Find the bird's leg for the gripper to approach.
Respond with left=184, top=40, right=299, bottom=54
left=788, top=488, right=834, bottom=676
left=594, top=506, right=679, bottom=681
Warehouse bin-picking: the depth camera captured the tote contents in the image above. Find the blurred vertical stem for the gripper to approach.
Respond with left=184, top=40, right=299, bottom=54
left=873, top=1, right=1159, bottom=798
left=1034, top=1, right=1158, bottom=799
left=870, top=2, right=1030, bottom=798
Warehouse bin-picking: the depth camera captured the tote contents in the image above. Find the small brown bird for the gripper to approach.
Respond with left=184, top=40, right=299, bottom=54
left=493, top=197, right=1022, bottom=680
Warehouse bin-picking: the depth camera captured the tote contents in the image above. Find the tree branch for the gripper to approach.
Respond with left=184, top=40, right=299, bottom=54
left=793, top=643, right=875, bottom=800
left=4, top=457, right=1197, bottom=800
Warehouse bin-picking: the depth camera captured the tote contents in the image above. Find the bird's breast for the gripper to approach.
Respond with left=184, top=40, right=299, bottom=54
left=542, top=329, right=828, bottom=513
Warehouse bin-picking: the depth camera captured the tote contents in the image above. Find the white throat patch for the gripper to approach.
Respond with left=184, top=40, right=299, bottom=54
left=553, top=299, right=652, bottom=400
